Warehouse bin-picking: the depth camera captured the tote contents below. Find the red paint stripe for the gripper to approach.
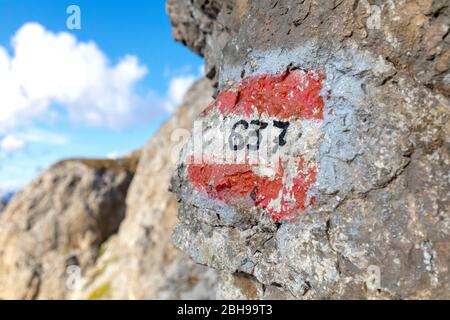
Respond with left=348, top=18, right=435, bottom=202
left=188, top=157, right=317, bottom=221
left=189, top=70, right=325, bottom=221
left=203, top=70, right=325, bottom=120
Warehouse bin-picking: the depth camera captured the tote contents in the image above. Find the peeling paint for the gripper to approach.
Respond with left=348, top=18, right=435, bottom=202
left=187, top=70, right=325, bottom=221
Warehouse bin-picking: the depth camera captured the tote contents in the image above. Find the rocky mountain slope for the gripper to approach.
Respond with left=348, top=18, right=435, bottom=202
left=0, top=191, right=13, bottom=214
left=70, top=78, right=217, bottom=300
left=0, top=77, right=217, bottom=300
left=0, top=201, right=6, bottom=214
left=0, top=157, right=137, bottom=299
left=169, top=0, right=449, bottom=299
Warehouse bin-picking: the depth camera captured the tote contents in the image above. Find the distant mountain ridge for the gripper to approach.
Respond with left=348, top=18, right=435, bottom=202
left=0, top=191, right=15, bottom=213
left=0, top=190, right=14, bottom=202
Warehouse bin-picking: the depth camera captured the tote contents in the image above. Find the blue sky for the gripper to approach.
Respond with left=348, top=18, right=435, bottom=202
left=0, top=0, right=203, bottom=192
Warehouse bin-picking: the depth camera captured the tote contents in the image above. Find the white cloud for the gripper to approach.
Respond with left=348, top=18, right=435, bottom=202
left=198, top=64, right=205, bottom=77
left=0, top=23, right=203, bottom=191
left=0, top=136, right=26, bottom=153
left=0, top=23, right=149, bottom=132
left=106, top=151, right=119, bottom=159
left=14, top=129, right=68, bottom=145
left=163, top=75, right=196, bottom=112
left=0, top=129, right=68, bottom=154
left=0, top=179, right=24, bottom=194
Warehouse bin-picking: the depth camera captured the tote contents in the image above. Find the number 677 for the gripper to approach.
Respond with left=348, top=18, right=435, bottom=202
left=228, top=119, right=290, bottom=151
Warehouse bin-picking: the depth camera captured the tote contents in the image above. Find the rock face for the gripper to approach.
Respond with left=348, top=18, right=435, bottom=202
left=169, top=0, right=450, bottom=299
left=71, top=78, right=218, bottom=300
left=0, top=158, right=137, bottom=299
left=167, top=0, right=250, bottom=81
left=0, top=201, right=6, bottom=214
left=0, top=78, right=218, bottom=300
left=0, top=192, right=13, bottom=214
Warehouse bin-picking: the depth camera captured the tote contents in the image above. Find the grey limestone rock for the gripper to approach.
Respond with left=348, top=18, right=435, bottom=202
left=170, top=0, right=450, bottom=299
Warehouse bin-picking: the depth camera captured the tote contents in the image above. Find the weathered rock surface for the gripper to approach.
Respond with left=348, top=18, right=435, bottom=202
left=71, top=78, right=218, bottom=300
left=0, top=157, right=137, bottom=299
left=168, top=0, right=250, bottom=82
left=0, top=192, right=13, bottom=214
left=170, top=0, right=450, bottom=299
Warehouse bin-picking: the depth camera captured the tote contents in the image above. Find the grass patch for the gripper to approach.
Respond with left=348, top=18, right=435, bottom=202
left=86, top=282, right=112, bottom=300
left=97, top=243, right=107, bottom=259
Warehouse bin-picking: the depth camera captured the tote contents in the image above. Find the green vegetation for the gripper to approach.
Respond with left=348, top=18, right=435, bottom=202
left=85, top=282, right=112, bottom=300
left=97, top=243, right=108, bottom=259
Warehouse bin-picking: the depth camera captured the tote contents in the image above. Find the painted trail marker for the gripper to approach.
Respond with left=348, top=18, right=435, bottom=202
left=186, top=70, right=326, bottom=221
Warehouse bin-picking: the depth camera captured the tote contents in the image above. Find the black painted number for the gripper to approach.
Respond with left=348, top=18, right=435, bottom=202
left=228, top=119, right=290, bottom=151
left=273, top=120, right=290, bottom=146
left=228, top=120, right=248, bottom=151
left=247, top=120, right=268, bottom=151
